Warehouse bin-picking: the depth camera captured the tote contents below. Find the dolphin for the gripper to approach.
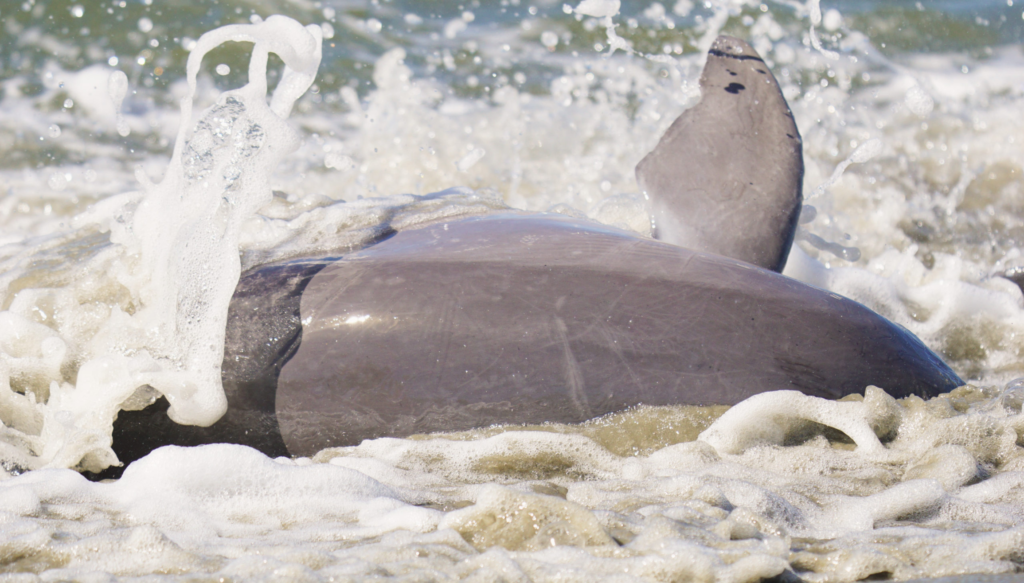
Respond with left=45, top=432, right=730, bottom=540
left=104, top=37, right=962, bottom=472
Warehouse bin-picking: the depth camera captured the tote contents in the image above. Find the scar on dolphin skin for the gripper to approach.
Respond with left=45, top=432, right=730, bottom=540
left=101, top=35, right=964, bottom=479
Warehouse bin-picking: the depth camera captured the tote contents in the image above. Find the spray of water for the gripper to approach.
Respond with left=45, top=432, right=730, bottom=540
left=0, top=16, right=322, bottom=473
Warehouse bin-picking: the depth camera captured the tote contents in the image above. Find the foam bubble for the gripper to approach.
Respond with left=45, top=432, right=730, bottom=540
left=440, top=484, right=616, bottom=551
left=906, top=83, right=936, bottom=118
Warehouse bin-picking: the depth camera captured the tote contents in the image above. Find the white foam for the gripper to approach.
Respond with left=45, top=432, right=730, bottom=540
left=829, top=479, right=947, bottom=532
left=1, top=385, right=1024, bottom=578
left=104, top=15, right=323, bottom=425
left=439, top=484, right=616, bottom=551
left=107, top=70, right=131, bottom=137
left=906, top=84, right=935, bottom=118
left=698, top=387, right=897, bottom=456
left=0, top=15, right=323, bottom=472
left=575, top=0, right=620, bottom=18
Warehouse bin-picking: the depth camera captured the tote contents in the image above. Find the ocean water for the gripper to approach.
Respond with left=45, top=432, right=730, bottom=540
left=2, top=0, right=1024, bottom=580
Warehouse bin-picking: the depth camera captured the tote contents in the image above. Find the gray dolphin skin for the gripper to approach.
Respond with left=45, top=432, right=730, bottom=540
left=637, top=35, right=803, bottom=272
left=274, top=213, right=960, bottom=457
left=104, top=37, right=963, bottom=474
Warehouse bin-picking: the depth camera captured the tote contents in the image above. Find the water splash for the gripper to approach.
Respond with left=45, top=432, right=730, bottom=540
left=807, top=139, right=884, bottom=202
left=107, top=70, right=131, bottom=137
left=0, top=15, right=322, bottom=473
left=109, top=14, right=323, bottom=431
left=797, top=139, right=885, bottom=262
left=807, top=0, right=840, bottom=61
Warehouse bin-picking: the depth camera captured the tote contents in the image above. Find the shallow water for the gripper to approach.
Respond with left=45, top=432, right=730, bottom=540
left=2, top=0, right=1024, bottom=580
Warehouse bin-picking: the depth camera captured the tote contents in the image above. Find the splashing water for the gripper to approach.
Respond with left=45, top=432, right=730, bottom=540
left=1, top=1, right=1024, bottom=580
left=107, top=70, right=131, bottom=138
left=0, top=16, right=322, bottom=473
left=796, top=139, right=886, bottom=262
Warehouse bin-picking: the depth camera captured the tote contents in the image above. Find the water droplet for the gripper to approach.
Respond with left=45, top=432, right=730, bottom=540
left=48, top=124, right=61, bottom=138
left=905, top=85, right=934, bottom=118
left=216, top=64, right=230, bottom=76
left=822, top=8, right=842, bottom=31
left=108, top=70, right=131, bottom=137
left=108, top=56, right=119, bottom=66
left=48, top=172, right=67, bottom=191
left=325, top=152, right=354, bottom=171
left=63, top=98, right=74, bottom=109
left=444, top=19, right=466, bottom=38
left=541, top=31, right=559, bottom=49
left=849, top=138, right=883, bottom=163
left=456, top=147, right=486, bottom=172
left=70, top=4, right=83, bottom=17
left=137, top=17, right=153, bottom=33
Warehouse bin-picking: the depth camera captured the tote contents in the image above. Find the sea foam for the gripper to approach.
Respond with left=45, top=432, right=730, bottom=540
left=0, top=15, right=322, bottom=472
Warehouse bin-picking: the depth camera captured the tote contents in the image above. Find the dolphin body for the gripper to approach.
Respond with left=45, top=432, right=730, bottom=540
left=107, top=37, right=962, bottom=469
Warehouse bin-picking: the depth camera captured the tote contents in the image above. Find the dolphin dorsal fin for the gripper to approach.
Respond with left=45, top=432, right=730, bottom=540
left=636, top=36, right=803, bottom=272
